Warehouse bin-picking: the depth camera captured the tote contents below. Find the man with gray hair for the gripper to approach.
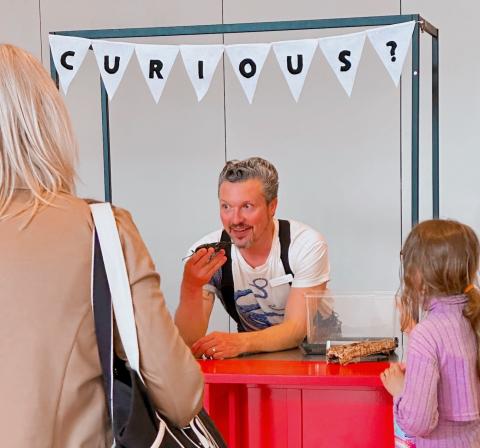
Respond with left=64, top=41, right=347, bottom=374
left=175, top=157, right=330, bottom=358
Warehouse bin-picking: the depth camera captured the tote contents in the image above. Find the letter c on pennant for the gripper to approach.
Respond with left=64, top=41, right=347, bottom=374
left=60, top=51, right=75, bottom=70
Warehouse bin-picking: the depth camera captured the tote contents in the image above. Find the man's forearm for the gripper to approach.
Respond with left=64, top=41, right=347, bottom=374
left=241, top=319, right=306, bottom=354
left=174, top=283, right=210, bottom=347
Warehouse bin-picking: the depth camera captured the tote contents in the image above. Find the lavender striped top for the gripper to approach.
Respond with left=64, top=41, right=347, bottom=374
left=394, top=295, right=480, bottom=447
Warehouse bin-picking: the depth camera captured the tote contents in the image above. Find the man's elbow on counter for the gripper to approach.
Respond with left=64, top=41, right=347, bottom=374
left=289, top=322, right=307, bottom=348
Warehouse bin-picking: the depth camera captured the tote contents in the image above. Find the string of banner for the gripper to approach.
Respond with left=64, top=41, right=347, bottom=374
left=49, top=21, right=415, bottom=103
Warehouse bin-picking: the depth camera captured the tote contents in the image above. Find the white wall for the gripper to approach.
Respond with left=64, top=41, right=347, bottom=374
left=1, top=1, right=477, bottom=331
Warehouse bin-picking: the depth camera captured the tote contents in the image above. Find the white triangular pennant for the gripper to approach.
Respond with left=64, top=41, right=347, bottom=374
left=92, top=40, right=134, bottom=100
left=48, top=35, right=91, bottom=94
left=367, top=21, right=416, bottom=86
left=272, top=39, right=317, bottom=102
left=318, top=31, right=366, bottom=97
left=225, top=43, right=271, bottom=104
left=180, top=45, right=224, bottom=101
left=135, top=44, right=179, bottom=103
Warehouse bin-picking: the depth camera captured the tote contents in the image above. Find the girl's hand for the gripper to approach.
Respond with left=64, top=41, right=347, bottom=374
left=380, top=363, right=406, bottom=398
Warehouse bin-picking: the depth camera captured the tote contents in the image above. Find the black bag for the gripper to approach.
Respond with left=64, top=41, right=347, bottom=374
left=91, top=203, right=227, bottom=448
left=110, top=354, right=226, bottom=448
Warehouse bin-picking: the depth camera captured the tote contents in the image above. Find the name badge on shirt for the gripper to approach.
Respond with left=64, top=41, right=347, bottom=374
left=269, top=274, right=293, bottom=288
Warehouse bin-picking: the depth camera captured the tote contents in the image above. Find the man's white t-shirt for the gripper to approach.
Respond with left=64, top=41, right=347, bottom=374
left=188, top=219, right=330, bottom=331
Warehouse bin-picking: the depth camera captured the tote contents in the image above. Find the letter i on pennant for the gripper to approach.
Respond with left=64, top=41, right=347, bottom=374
left=180, top=44, right=224, bottom=101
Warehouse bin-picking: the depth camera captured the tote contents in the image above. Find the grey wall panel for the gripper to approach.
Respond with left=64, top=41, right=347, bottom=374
left=223, top=1, right=400, bottom=22
left=0, top=0, right=41, bottom=57
left=220, top=2, right=407, bottom=294
left=108, top=34, right=227, bottom=321
left=40, top=0, right=222, bottom=37
left=63, top=54, right=105, bottom=201
left=222, top=26, right=403, bottom=292
left=40, top=2, right=229, bottom=330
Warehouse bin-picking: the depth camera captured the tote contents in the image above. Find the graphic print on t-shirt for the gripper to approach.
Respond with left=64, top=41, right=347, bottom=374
left=194, top=219, right=330, bottom=331
left=234, top=277, right=284, bottom=329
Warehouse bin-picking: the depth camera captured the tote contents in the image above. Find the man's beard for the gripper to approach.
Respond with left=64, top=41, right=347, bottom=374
left=231, top=236, right=253, bottom=249
left=229, top=225, right=253, bottom=249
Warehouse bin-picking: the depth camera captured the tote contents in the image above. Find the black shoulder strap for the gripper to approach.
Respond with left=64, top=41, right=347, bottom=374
left=92, top=231, right=114, bottom=420
left=219, top=221, right=293, bottom=330
left=278, top=219, right=293, bottom=280
left=219, top=230, right=244, bottom=331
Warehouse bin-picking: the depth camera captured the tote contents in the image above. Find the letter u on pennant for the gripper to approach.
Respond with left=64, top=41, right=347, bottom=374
left=272, top=39, right=317, bottom=102
left=92, top=40, right=135, bottom=100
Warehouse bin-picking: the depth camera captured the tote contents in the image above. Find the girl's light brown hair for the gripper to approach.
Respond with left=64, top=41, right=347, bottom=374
left=0, top=44, right=78, bottom=220
left=400, top=219, right=480, bottom=375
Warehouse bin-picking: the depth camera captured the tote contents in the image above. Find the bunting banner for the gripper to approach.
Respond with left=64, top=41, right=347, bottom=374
left=92, top=40, right=135, bottom=100
left=49, top=35, right=91, bottom=94
left=135, top=44, right=179, bottom=103
left=49, top=21, right=416, bottom=102
left=225, top=43, right=271, bottom=104
left=318, top=31, right=366, bottom=97
left=272, top=39, right=318, bottom=102
left=367, top=21, right=416, bottom=86
left=180, top=44, right=224, bottom=101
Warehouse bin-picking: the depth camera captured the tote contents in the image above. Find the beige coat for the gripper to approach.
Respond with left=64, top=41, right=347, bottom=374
left=0, top=191, right=203, bottom=448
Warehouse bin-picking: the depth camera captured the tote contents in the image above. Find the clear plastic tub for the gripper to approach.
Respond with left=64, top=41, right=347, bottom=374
left=304, top=290, right=399, bottom=347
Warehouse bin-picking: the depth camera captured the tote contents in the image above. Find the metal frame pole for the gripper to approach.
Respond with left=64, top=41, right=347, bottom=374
left=411, top=22, right=420, bottom=226
left=100, top=80, right=112, bottom=202
left=432, top=33, right=440, bottom=218
left=54, top=15, right=420, bottom=39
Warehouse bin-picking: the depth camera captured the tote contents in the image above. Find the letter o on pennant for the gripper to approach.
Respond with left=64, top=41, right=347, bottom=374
left=239, top=58, right=256, bottom=79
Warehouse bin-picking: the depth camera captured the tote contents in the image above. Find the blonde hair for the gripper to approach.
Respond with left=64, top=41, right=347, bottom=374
left=0, top=44, right=78, bottom=219
left=400, top=219, right=480, bottom=376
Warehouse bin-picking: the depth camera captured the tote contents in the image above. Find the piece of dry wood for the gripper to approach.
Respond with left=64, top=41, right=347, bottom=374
left=327, top=338, right=397, bottom=365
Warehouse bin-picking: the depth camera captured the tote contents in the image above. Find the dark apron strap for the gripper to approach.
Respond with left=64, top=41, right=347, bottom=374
left=278, top=219, right=294, bottom=284
left=219, top=220, right=293, bottom=331
left=219, top=230, right=246, bottom=332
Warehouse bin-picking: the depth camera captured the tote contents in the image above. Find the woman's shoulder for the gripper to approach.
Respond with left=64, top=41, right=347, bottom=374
left=87, top=200, right=155, bottom=281
left=81, top=199, right=142, bottom=251
left=82, top=198, right=133, bottom=224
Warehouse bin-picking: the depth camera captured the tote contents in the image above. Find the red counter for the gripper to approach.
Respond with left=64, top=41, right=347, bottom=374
left=199, top=350, right=394, bottom=448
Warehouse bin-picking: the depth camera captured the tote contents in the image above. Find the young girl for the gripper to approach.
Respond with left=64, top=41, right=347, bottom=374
left=381, top=219, right=480, bottom=447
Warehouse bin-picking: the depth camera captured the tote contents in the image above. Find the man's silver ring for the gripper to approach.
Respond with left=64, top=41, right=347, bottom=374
left=212, top=347, right=216, bottom=353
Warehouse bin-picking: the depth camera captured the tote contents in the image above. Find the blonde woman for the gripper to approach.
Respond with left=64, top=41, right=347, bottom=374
left=0, top=44, right=203, bottom=447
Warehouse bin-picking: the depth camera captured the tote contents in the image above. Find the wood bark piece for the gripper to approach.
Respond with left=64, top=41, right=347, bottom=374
left=327, top=338, right=397, bottom=365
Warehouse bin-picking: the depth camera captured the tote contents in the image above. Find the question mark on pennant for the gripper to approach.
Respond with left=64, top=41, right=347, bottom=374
left=338, top=50, right=352, bottom=72
left=386, top=41, right=397, bottom=62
